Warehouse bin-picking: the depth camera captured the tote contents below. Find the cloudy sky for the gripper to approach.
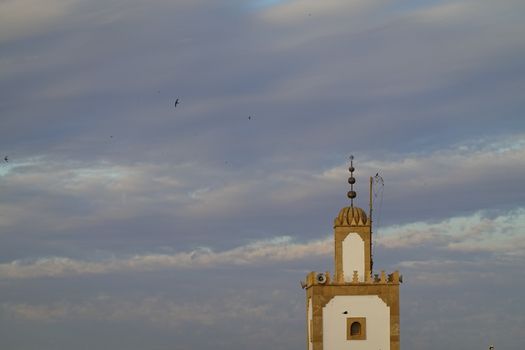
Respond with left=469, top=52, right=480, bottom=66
left=1, top=0, right=524, bottom=349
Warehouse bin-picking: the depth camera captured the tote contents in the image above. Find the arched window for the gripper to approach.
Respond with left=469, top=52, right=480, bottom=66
left=350, top=321, right=361, bottom=336
left=347, top=317, right=366, bottom=340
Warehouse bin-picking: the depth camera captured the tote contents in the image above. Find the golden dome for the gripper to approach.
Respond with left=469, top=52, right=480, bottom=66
left=334, top=206, right=368, bottom=226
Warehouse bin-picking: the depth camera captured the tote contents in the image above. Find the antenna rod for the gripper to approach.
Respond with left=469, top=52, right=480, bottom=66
left=369, top=175, right=373, bottom=273
left=369, top=176, right=373, bottom=228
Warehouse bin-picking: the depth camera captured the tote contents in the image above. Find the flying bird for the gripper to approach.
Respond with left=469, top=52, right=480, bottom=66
left=342, top=311, right=348, bottom=314
left=4, top=156, right=8, bottom=162
left=174, top=98, right=180, bottom=108
left=248, top=116, right=252, bottom=120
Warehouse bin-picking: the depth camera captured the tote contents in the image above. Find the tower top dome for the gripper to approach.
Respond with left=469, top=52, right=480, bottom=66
left=334, top=206, right=368, bottom=226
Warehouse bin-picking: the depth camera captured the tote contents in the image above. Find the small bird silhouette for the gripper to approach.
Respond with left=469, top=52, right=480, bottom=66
left=174, top=98, right=180, bottom=108
left=248, top=116, right=252, bottom=120
left=342, top=311, right=348, bottom=314
left=4, top=156, right=8, bottom=162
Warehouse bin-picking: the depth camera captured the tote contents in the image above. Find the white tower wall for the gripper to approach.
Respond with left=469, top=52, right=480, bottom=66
left=323, top=295, right=390, bottom=350
left=342, top=232, right=365, bottom=282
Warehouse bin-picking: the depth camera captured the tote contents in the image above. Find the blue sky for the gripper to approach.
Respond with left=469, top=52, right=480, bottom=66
left=1, top=0, right=524, bottom=349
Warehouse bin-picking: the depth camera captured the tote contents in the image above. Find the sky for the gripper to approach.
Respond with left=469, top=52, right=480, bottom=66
left=1, top=0, right=524, bottom=349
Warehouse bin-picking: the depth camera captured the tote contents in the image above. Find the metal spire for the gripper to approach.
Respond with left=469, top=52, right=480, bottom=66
left=347, top=155, right=357, bottom=207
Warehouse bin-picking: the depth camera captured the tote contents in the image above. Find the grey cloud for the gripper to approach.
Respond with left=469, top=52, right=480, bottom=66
left=1, top=206, right=523, bottom=279
left=0, top=134, right=523, bottom=262
left=1, top=0, right=524, bottom=349
left=2, top=294, right=259, bottom=326
left=2, top=0, right=524, bottom=166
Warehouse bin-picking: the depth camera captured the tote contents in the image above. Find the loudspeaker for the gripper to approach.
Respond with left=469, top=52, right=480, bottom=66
left=316, top=273, right=327, bottom=284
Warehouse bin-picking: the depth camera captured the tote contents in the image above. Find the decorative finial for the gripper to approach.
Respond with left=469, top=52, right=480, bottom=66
left=347, top=155, right=357, bottom=207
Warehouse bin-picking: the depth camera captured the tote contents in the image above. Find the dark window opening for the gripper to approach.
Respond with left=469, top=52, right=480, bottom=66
left=350, top=322, right=361, bottom=336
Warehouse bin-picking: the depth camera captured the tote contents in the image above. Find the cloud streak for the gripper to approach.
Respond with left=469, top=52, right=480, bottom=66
left=1, top=288, right=301, bottom=328
left=1, top=207, right=523, bottom=279
left=1, top=133, right=523, bottom=233
left=0, top=236, right=331, bottom=279
left=378, top=208, right=525, bottom=255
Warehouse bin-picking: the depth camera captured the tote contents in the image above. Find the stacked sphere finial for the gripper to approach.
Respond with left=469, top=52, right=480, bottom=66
left=347, top=155, right=357, bottom=206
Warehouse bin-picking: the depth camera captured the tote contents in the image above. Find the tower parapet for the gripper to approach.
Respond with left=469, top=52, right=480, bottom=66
left=305, top=270, right=402, bottom=288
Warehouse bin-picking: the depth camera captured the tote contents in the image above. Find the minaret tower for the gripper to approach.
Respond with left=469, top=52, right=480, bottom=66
left=303, top=157, right=401, bottom=350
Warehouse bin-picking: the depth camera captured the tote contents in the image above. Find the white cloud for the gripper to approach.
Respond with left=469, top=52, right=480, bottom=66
left=0, top=235, right=332, bottom=279
left=377, top=208, right=525, bottom=256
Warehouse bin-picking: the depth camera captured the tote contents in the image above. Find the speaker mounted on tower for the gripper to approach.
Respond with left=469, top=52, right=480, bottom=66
left=316, top=273, right=327, bottom=284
